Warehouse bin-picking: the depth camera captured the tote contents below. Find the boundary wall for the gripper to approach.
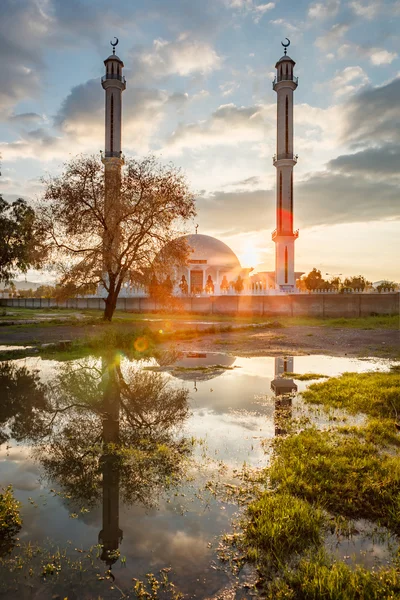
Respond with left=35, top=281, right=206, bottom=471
left=0, top=294, right=399, bottom=318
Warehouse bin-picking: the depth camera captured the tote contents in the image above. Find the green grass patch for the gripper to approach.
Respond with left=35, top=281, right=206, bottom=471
left=262, top=550, right=400, bottom=600
left=269, top=427, right=400, bottom=532
left=0, top=486, right=22, bottom=555
left=245, top=493, right=325, bottom=567
left=302, top=371, right=400, bottom=420
left=283, top=372, right=329, bottom=381
left=1, top=307, right=397, bottom=329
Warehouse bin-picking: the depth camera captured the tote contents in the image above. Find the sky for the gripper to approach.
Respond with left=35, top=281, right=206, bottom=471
left=0, top=0, right=399, bottom=283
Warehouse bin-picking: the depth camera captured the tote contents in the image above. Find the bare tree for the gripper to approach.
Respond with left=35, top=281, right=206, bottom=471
left=39, top=155, right=196, bottom=320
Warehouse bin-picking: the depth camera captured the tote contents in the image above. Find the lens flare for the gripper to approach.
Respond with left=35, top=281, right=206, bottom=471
left=134, top=336, right=149, bottom=353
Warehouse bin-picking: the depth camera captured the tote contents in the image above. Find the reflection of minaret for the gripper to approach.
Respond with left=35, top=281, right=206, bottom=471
left=98, top=360, right=123, bottom=568
left=272, top=39, right=299, bottom=290
left=271, top=356, right=297, bottom=436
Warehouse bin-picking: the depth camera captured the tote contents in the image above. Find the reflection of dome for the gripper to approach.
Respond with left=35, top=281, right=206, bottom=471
left=163, top=352, right=236, bottom=382
left=179, top=234, right=242, bottom=270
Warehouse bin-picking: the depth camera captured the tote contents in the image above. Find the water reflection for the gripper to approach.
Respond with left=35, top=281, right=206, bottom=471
left=1, top=355, right=191, bottom=570
left=0, top=352, right=394, bottom=597
left=271, top=357, right=297, bottom=436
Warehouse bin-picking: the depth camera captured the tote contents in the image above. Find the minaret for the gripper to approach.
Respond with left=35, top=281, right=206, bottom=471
left=101, top=39, right=126, bottom=272
left=272, top=39, right=299, bottom=291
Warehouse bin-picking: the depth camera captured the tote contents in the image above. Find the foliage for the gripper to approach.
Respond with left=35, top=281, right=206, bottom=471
left=302, top=268, right=324, bottom=291
left=0, top=486, right=22, bottom=557
left=245, top=493, right=324, bottom=567
left=302, top=371, right=400, bottom=420
left=0, top=196, right=44, bottom=283
left=234, top=275, right=244, bottom=294
left=242, top=370, right=400, bottom=597
left=260, top=550, right=400, bottom=600
left=282, top=372, right=328, bottom=381
left=0, top=362, right=49, bottom=446
left=376, top=280, right=398, bottom=292
left=342, top=275, right=371, bottom=291
left=39, top=155, right=196, bottom=320
left=269, top=427, right=400, bottom=531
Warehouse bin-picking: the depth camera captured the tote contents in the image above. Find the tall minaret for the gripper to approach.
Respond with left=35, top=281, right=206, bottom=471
left=101, top=39, right=126, bottom=271
left=272, top=39, right=299, bottom=290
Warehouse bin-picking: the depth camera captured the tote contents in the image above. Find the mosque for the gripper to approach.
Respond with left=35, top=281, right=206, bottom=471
left=100, top=39, right=301, bottom=297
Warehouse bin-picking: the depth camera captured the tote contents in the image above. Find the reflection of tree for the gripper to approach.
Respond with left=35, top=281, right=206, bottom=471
left=0, top=356, right=191, bottom=569
left=0, top=362, right=49, bottom=446
left=39, top=358, right=190, bottom=509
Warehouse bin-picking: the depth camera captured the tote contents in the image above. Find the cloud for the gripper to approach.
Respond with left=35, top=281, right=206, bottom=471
left=366, top=48, right=398, bottom=66
left=315, top=23, right=350, bottom=51
left=269, top=18, right=299, bottom=32
left=198, top=164, right=400, bottom=235
left=166, top=103, right=272, bottom=151
left=330, top=66, right=369, bottom=97
left=8, top=112, right=44, bottom=125
left=0, top=0, right=51, bottom=115
left=349, top=0, right=382, bottom=19
left=1, top=77, right=173, bottom=160
left=328, top=145, right=400, bottom=177
left=295, top=171, right=399, bottom=226
left=197, top=188, right=274, bottom=235
left=224, top=0, right=275, bottom=22
left=338, top=43, right=398, bottom=65
left=342, top=77, right=400, bottom=146
left=308, top=0, right=340, bottom=20
left=131, top=34, right=222, bottom=81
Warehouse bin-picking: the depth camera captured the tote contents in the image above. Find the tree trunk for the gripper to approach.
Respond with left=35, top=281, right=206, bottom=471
left=103, top=291, right=118, bottom=321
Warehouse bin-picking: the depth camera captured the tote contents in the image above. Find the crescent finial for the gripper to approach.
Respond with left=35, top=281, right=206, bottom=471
left=110, top=37, right=119, bottom=54
left=281, top=38, right=290, bottom=55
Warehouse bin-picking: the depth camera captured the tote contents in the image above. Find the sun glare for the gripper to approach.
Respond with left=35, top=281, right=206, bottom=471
left=239, top=242, right=260, bottom=268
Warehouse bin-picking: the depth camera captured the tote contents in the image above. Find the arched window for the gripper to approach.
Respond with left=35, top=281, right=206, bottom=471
left=279, top=171, right=282, bottom=230
left=285, top=246, right=288, bottom=283
left=110, top=94, right=114, bottom=152
left=285, top=96, right=289, bottom=154
left=111, top=62, right=114, bottom=75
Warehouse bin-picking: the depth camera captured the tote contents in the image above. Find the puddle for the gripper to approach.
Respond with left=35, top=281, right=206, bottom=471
left=0, top=353, right=396, bottom=598
left=0, top=345, right=34, bottom=352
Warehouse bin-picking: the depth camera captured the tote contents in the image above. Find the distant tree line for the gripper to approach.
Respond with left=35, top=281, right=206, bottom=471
left=297, top=268, right=397, bottom=293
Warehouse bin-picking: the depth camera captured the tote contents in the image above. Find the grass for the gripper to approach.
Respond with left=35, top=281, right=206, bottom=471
left=239, top=369, right=400, bottom=597
left=0, top=486, right=22, bottom=556
left=302, top=371, right=400, bottom=420
left=283, top=372, right=329, bottom=381
left=262, top=550, right=400, bottom=600
left=0, top=307, right=398, bottom=329
left=245, top=493, right=325, bottom=567
left=268, top=427, right=400, bottom=531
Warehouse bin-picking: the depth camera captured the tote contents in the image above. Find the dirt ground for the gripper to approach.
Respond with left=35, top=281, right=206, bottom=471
left=0, top=321, right=398, bottom=359
left=173, top=326, right=400, bottom=358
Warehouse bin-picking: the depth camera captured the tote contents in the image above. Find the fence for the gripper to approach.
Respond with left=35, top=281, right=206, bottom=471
left=1, top=293, right=399, bottom=318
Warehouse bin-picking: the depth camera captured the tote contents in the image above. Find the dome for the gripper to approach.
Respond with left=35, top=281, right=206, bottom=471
left=179, top=234, right=241, bottom=270
left=275, top=55, right=295, bottom=66
left=163, top=352, right=237, bottom=382
left=104, top=54, right=124, bottom=65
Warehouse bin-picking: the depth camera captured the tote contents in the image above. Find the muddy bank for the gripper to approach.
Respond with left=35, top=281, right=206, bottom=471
left=172, top=326, right=400, bottom=359
left=0, top=320, right=398, bottom=359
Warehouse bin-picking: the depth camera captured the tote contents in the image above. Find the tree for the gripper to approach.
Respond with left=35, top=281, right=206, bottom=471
left=0, top=196, right=43, bottom=283
left=39, top=155, right=196, bottom=321
left=234, top=275, right=244, bottom=294
left=302, top=268, right=325, bottom=291
left=376, top=281, right=397, bottom=292
left=343, top=275, right=371, bottom=291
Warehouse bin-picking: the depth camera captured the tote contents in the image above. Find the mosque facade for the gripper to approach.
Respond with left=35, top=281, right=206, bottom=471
left=98, top=40, right=300, bottom=298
